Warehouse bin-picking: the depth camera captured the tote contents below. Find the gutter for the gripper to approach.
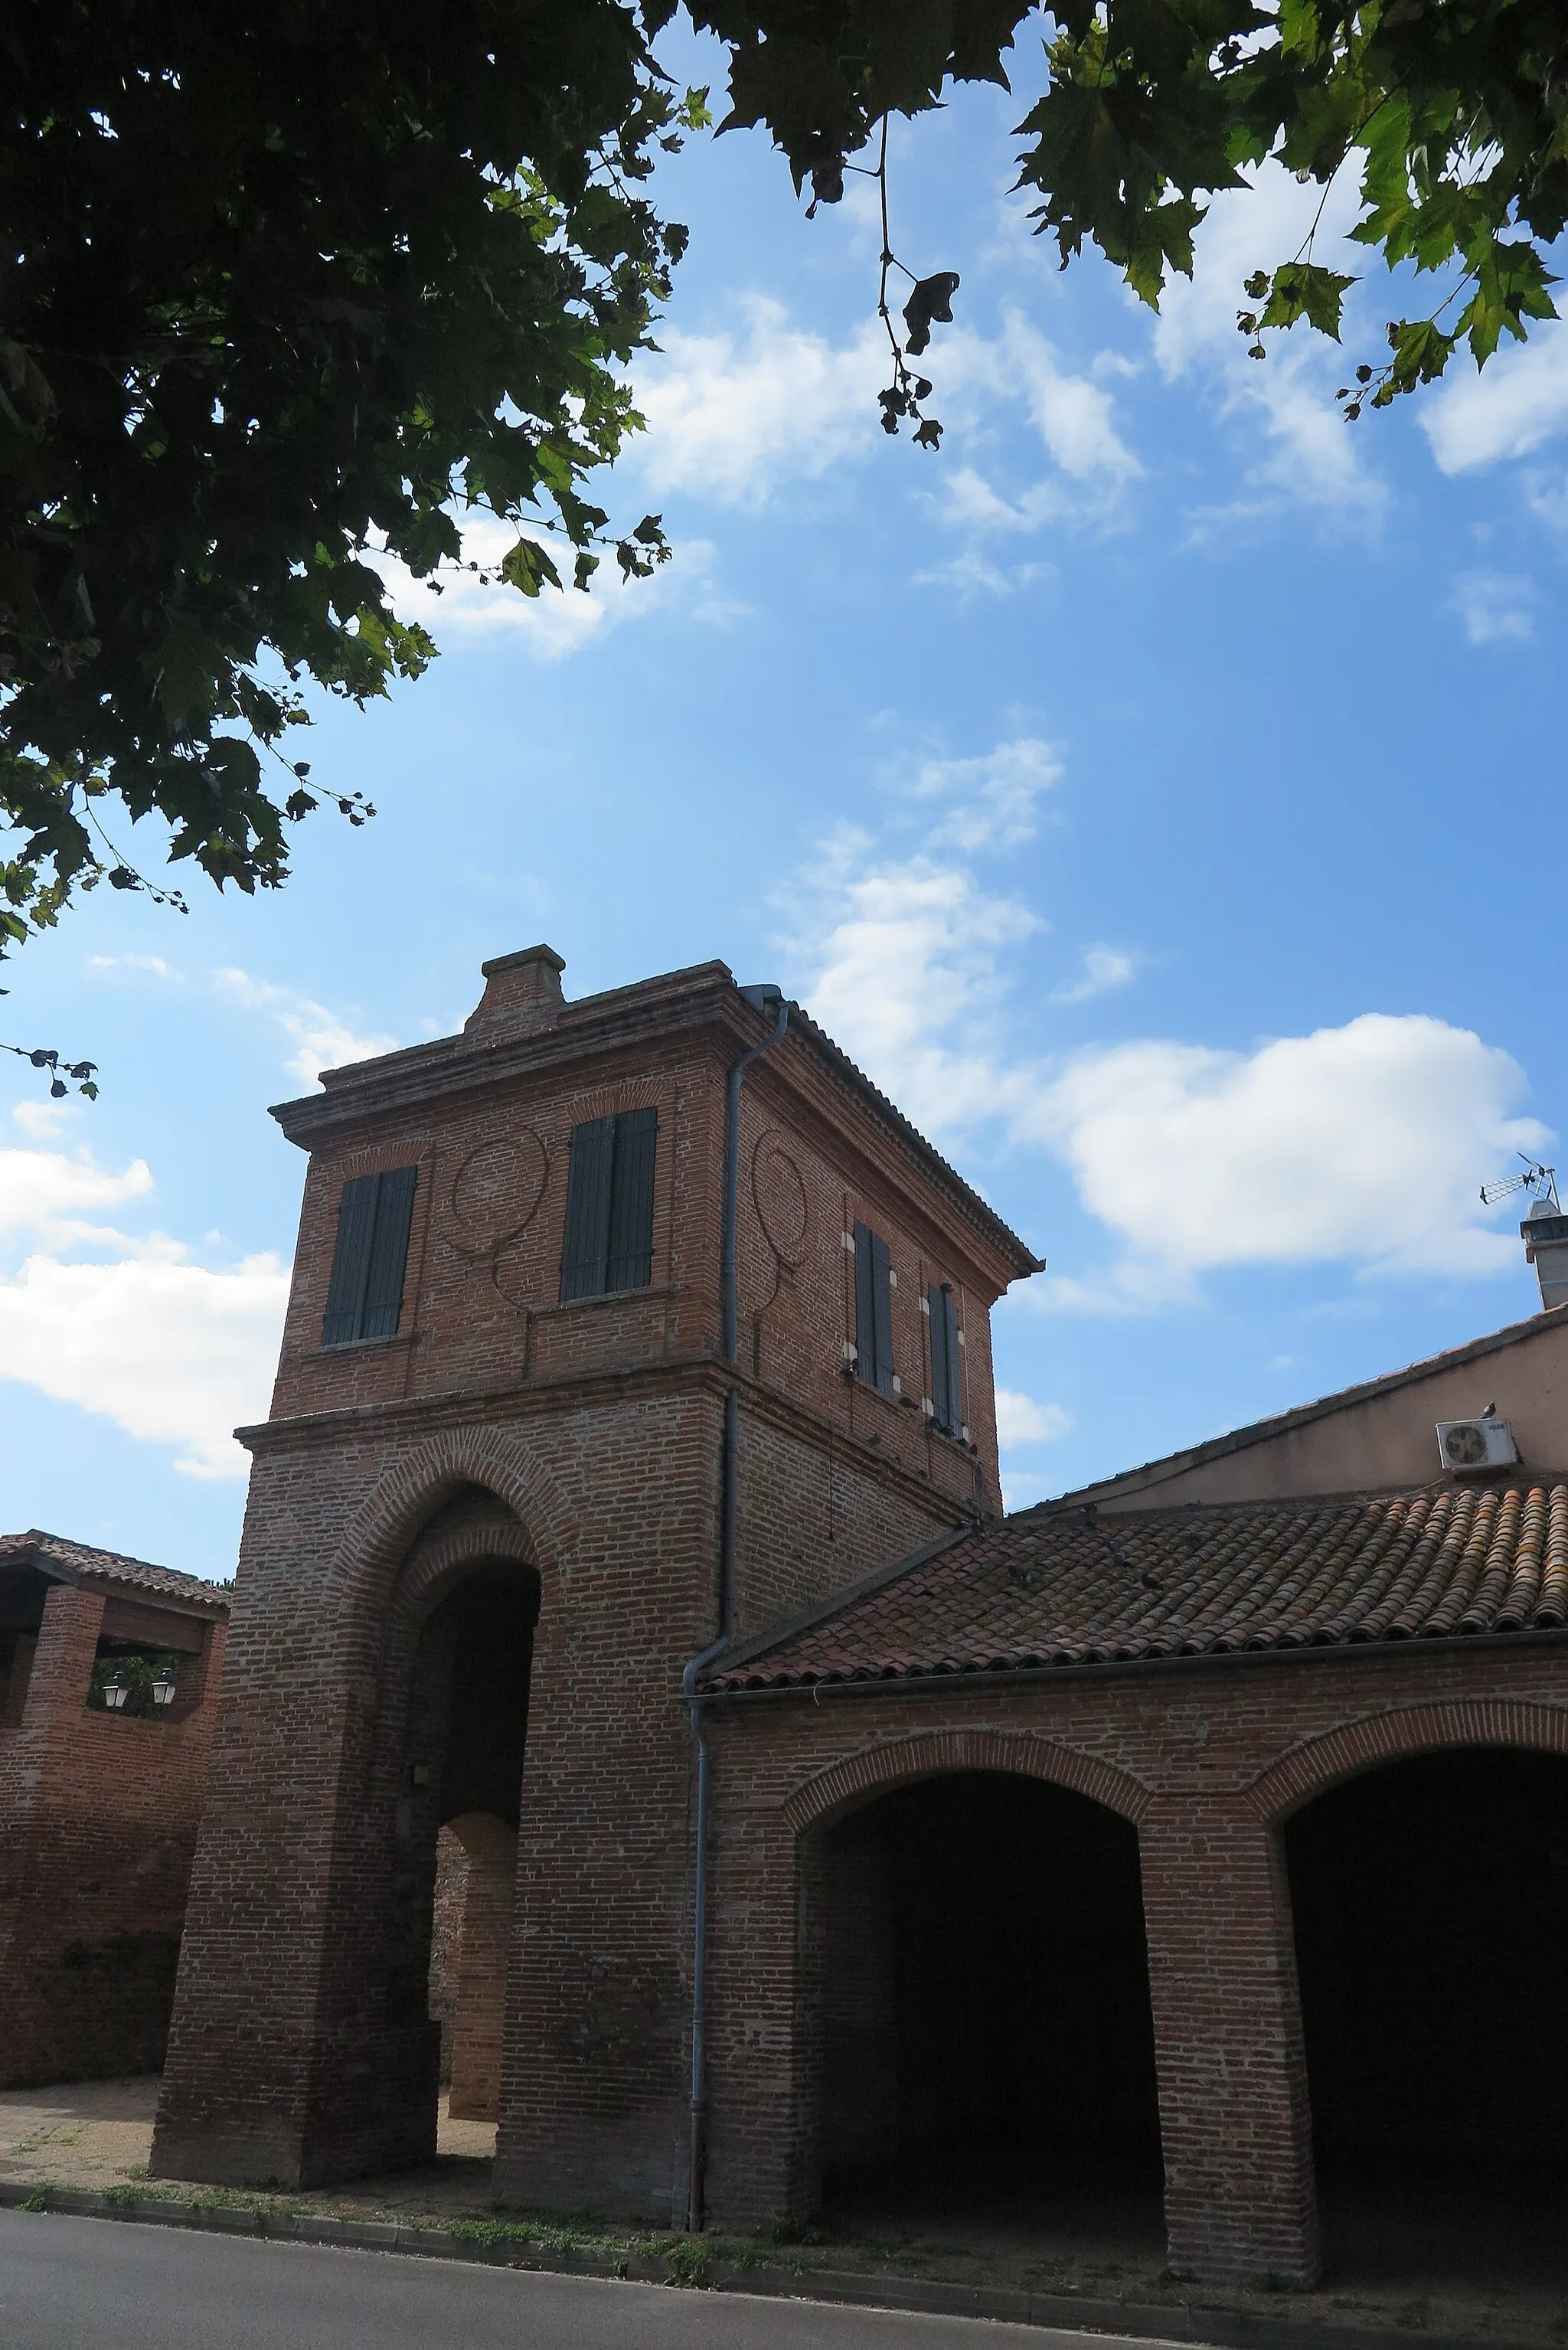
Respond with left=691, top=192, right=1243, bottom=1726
left=682, top=983, right=789, bottom=2232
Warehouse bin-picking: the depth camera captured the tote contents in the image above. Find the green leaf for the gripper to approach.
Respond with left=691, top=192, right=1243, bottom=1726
left=1258, top=262, right=1357, bottom=339
left=500, top=538, right=563, bottom=598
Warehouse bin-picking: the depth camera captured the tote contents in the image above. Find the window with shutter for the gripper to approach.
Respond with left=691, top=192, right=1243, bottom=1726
left=322, top=1166, right=419, bottom=1347
left=853, top=1221, right=896, bottom=1397
left=559, top=1109, right=658, bottom=1302
left=605, top=1106, right=657, bottom=1293
left=560, top=1116, right=616, bottom=1300
left=928, top=1283, right=962, bottom=1436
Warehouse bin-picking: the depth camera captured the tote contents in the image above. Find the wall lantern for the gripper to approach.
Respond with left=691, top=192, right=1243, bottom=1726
left=101, top=1676, right=129, bottom=1711
left=151, top=1672, right=178, bottom=1708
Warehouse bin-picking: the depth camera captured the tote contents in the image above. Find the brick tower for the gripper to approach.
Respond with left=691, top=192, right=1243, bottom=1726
left=150, top=949, right=1037, bottom=2213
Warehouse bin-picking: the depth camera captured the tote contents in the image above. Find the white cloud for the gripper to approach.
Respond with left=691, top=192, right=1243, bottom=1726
left=214, top=968, right=399, bottom=1087
left=0, top=1143, right=153, bottom=1248
left=0, top=1143, right=286, bottom=1477
left=11, top=1098, right=75, bottom=1142
left=1153, top=162, right=1382, bottom=515
left=911, top=546, right=1053, bottom=600
left=86, top=953, right=181, bottom=980
left=995, top=1387, right=1073, bottom=1444
left=940, top=315, right=1142, bottom=492
left=786, top=827, right=1042, bottom=1139
left=1450, top=570, right=1535, bottom=646
left=1050, top=945, right=1138, bottom=1005
left=1026, top=1017, right=1547, bottom=1282
left=783, top=777, right=1547, bottom=1303
left=633, top=295, right=1138, bottom=527
left=0, top=1247, right=287, bottom=1478
left=375, top=510, right=737, bottom=661
left=637, top=296, right=885, bottom=505
left=1423, top=322, right=1568, bottom=473
left=905, top=737, right=1063, bottom=851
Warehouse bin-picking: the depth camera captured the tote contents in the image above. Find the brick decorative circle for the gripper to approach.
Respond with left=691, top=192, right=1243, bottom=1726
left=449, top=1133, right=548, bottom=1254
left=752, top=1135, right=810, bottom=1264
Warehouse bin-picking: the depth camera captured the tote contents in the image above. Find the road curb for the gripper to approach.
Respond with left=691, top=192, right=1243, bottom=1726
left=0, top=2182, right=1478, bottom=2350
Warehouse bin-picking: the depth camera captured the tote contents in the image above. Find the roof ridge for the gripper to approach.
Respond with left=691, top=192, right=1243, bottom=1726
left=1044, top=1306, right=1568, bottom=1508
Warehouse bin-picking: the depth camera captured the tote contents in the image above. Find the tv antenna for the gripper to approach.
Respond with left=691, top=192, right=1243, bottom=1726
left=1479, top=1155, right=1559, bottom=1211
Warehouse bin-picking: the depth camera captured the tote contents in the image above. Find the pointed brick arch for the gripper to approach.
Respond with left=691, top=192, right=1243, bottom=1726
left=328, top=1426, right=576, bottom=1636
left=385, top=1515, right=540, bottom=1650
left=1245, top=1695, right=1568, bottom=1825
left=782, top=1726, right=1152, bottom=1837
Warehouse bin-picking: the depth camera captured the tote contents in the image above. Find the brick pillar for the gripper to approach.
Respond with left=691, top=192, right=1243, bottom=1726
left=699, top=1738, right=817, bottom=2234
left=21, top=1581, right=106, bottom=1725
left=1138, top=1802, right=1320, bottom=2286
left=447, top=1816, right=517, bottom=2121
left=0, top=1583, right=106, bottom=2087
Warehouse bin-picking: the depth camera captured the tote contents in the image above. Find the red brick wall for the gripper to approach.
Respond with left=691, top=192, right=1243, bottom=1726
left=0, top=1583, right=226, bottom=2087
left=698, top=1639, right=1568, bottom=2284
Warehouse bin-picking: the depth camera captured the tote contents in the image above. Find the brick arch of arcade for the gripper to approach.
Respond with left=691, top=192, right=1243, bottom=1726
left=699, top=1638, right=1568, bottom=2286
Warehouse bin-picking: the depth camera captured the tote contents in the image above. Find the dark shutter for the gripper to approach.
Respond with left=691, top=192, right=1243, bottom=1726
left=853, top=1221, right=877, bottom=1384
left=323, top=1168, right=418, bottom=1346
left=322, top=1174, right=378, bottom=1346
left=929, top=1283, right=960, bottom=1433
left=853, top=1221, right=894, bottom=1394
left=928, top=1283, right=949, bottom=1428
left=361, top=1165, right=418, bottom=1340
left=560, top=1116, right=616, bottom=1301
left=606, top=1106, right=657, bottom=1293
left=871, top=1230, right=894, bottom=1395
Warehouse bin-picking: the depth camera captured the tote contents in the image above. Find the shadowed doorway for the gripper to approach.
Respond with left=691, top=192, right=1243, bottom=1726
left=811, top=1770, right=1164, bottom=2259
left=390, top=1562, right=536, bottom=2153
left=1286, top=1746, right=1568, bottom=2296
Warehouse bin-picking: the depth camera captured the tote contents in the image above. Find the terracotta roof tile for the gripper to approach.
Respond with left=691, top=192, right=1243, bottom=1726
left=707, top=1486, right=1568, bottom=1692
left=0, top=1528, right=229, bottom=1613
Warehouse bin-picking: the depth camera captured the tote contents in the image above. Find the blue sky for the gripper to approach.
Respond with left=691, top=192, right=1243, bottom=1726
left=4, top=27, right=1567, bottom=1578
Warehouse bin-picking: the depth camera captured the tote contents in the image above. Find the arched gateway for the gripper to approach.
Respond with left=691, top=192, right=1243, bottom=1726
left=149, top=949, right=1031, bottom=2205
left=145, top=946, right=1568, bottom=2296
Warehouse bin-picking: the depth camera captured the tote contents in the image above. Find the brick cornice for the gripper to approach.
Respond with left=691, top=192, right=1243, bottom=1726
left=237, top=1353, right=976, bottom=1536
left=270, top=963, right=743, bottom=1147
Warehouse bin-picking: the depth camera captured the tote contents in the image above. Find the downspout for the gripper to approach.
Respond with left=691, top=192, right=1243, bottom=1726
left=684, top=983, right=789, bottom=2232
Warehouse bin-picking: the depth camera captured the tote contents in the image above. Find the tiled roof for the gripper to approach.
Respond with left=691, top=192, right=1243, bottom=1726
left=0, top=1530, right=230, bottom=1613
left=707, top=1484, right=1568, bottom=1691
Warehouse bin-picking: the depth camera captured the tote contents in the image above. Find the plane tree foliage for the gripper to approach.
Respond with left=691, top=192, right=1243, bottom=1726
left=3, top=0, right=1564, bottom=994
left=1, top=0, right=698, bottom=968
left=680, top=0, right=1566, bottom=436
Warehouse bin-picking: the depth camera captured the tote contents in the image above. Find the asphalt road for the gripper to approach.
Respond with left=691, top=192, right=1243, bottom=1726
left=0, top=2211, right=1181, bottom=2350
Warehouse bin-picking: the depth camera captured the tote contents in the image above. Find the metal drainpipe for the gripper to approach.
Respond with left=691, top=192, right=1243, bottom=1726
left=684, top=985, right=789, bottom=2233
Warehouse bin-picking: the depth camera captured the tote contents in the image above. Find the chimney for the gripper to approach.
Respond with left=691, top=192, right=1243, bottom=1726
left=1521, top=1186, right=1568, bottom=1311
left=464, top=945, right=566, bottom=1040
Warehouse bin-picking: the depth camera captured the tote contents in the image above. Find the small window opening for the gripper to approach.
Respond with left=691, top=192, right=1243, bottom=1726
left=88, top=1642, right=183, bottom=1718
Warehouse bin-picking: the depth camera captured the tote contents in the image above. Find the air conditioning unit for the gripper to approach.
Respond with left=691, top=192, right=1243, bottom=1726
left=1435, top=1417, right=1518, bottom=1473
